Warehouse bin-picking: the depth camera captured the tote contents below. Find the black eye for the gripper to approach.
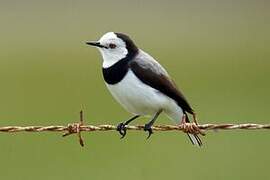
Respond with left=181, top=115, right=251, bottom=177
left=109, top=43, right=116, bottom=49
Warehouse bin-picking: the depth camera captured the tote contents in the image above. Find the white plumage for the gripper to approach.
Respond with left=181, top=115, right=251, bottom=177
left=86, top=32, right=202, bottom=146
left=105, top=50, right=184, bottom=124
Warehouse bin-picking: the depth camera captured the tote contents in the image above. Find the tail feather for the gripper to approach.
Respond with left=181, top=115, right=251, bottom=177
left=187, top=133, right=202, bottom=147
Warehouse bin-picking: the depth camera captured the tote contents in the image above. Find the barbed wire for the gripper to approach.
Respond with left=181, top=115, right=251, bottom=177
left=0, top=111, right=269, bottom=147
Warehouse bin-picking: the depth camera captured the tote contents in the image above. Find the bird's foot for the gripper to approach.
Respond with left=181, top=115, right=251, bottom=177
left=116, top=115, right=141, bottom=139
left=144, top=123, right=153, bottom=139
left=116, top=122, right=127, bottom=139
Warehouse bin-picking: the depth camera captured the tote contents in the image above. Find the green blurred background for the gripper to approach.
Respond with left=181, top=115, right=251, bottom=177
left=0, top=0, right=270, bottom=179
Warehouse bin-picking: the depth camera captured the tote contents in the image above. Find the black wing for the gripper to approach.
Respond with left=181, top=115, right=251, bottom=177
left=129, top=53, right=194, bottom=114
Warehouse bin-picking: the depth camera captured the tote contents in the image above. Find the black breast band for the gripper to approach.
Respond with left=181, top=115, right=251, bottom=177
left=102, top=58, right=130, bottom=84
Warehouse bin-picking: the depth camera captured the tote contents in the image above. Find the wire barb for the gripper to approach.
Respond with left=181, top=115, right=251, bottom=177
left=181, top=122, right=206, bottom=136
left=0, top=111, right=270, bottom=146
left=62, top=110, right=84, bottom=147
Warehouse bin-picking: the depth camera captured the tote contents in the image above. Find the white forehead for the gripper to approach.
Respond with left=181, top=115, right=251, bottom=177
left=99, top=32, right=125, bottom=46
left=99, top=32, right=117, bottom=42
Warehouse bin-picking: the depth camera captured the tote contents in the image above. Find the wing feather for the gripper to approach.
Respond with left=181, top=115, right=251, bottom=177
left=129, top=50, right=194, bottom=114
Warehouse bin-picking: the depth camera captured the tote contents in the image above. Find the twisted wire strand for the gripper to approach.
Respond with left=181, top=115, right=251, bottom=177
left=1, top=123, right=270, bottom=133
left=0, top=111, right=269, bottom=146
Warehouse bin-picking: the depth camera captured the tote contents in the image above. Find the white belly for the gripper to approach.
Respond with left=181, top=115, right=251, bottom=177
left=105, top=70, right=184, bottom=123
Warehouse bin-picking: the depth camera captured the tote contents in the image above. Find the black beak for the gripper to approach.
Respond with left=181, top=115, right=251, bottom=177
left=86, top=41, right=108, bottom=49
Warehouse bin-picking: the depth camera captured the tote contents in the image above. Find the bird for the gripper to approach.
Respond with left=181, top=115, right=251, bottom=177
left=86, top=32, right=203, bottom=146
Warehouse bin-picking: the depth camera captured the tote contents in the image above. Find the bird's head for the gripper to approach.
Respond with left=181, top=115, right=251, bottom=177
left=86, top=32, right=138, bottom=68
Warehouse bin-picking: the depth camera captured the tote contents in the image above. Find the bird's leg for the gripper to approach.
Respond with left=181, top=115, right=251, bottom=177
left=144, top=110, right=162, bottom=139
left=117, top=115, right=140, bottom=139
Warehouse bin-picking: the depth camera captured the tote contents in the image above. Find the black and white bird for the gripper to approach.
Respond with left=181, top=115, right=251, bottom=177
left=86, top=32, right=202, bottom=146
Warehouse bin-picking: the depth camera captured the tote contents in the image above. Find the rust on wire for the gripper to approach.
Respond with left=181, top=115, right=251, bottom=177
left=0, top=111, right=270, bottom=147
left=62, top=110, right=85, bottom=147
